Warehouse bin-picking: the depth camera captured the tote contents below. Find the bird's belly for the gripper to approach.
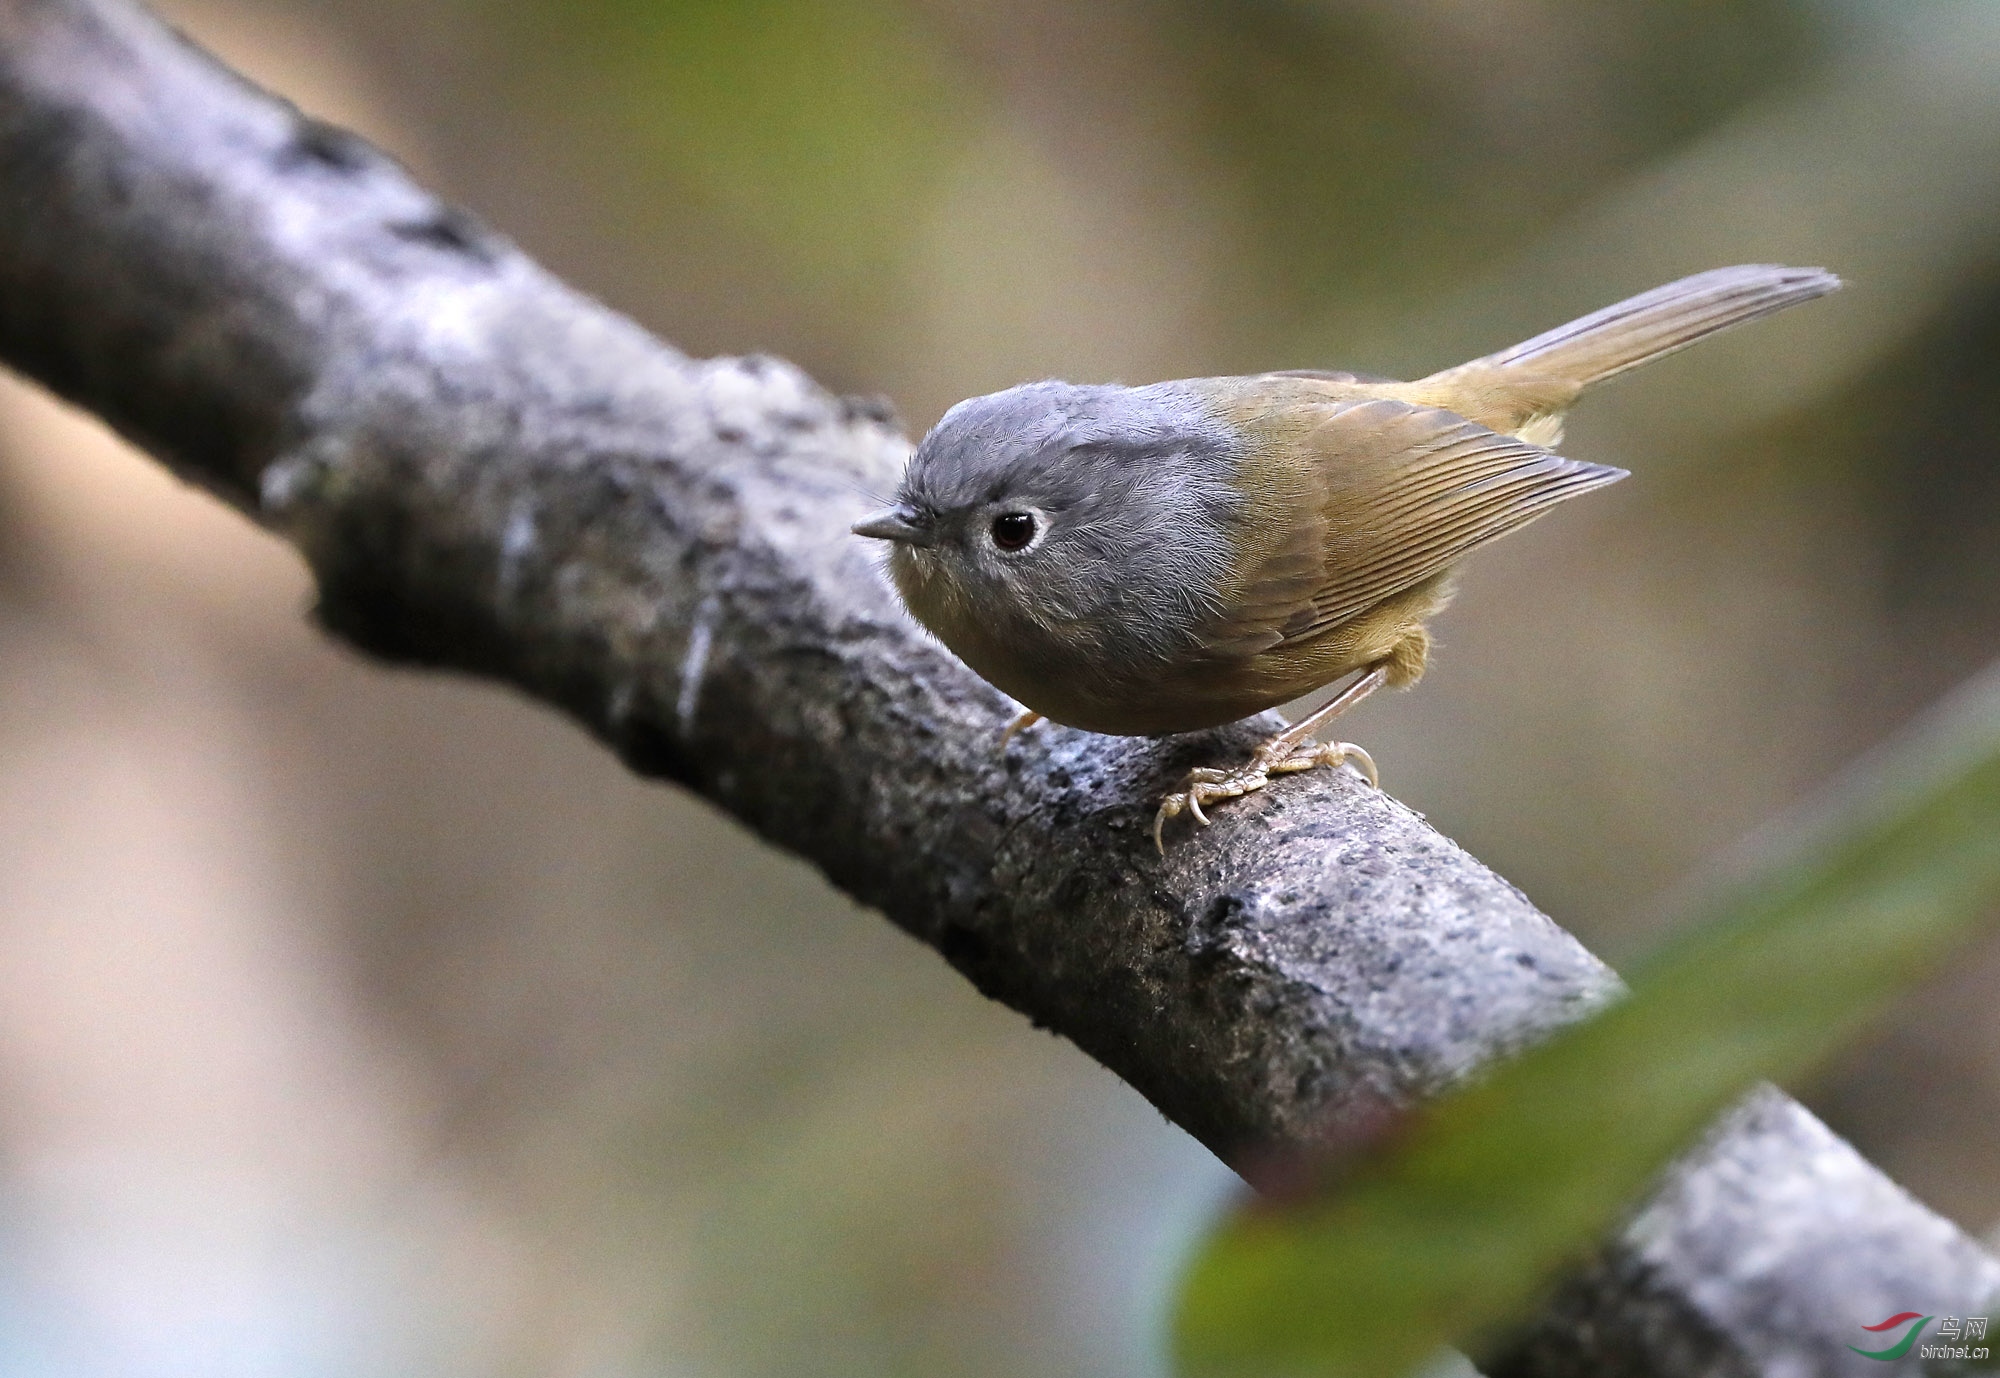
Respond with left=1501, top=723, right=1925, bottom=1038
left=936, top=626, right=1241, bottom=737
left=953, top=576, right=1453, bottom=737
left=952, top=627, right=1368, bottom=738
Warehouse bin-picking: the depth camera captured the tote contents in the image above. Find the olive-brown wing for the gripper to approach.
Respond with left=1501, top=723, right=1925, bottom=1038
left=1204, top=396, right=1625, bottom=655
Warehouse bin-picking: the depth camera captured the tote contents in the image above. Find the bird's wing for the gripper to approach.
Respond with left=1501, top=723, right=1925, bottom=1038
left=1202, top=396, right=1624, bottom=655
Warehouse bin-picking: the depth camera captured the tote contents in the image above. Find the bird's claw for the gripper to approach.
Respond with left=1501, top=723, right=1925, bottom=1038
left=1271, top=740, right=1377, bottom=789
left=1152, top=766, right=1273, bottom=854
left=1152, top=742, right=1379, bottom=854
left=1151, top=765, right=1233, bottom=846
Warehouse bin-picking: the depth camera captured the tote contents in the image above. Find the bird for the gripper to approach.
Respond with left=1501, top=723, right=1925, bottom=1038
left=853, top=265, right=1842, bottom=851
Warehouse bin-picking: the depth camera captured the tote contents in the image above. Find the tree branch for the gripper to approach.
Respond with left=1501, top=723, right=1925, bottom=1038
left=1, top=1, right=1993, bottom=1371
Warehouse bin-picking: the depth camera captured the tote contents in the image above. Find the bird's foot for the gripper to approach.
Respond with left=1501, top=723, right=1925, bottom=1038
left=998, top=709, right=1043, bottom=750
left=1152, top=740, right=1377, bottom=854
left=1270, top=739, right=1377, bottom=788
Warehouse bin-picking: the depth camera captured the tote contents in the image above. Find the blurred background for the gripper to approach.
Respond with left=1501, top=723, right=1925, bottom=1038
left=2, top=0, right=1999, bottom=1373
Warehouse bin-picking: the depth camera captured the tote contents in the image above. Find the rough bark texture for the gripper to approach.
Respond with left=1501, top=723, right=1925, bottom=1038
left=1486, top=1087, right=2000, bottom=1376
left=0, top=2, right=1994, bottom=1372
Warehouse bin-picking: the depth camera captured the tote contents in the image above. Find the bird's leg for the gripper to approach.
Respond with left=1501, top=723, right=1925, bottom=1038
left=999, top=709, right=1043, bottom=750
left=1153, top=663, right=1389, bottom=853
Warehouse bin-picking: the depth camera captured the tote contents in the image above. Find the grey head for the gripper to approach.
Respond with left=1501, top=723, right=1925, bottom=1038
left=853, top=379, right=1245, bottom=710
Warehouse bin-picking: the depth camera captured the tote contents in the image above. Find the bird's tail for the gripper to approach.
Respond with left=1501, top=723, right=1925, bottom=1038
left=1402, top=264, right=1841, bottom=445
left=1474, top=263, right=1843, bottom=389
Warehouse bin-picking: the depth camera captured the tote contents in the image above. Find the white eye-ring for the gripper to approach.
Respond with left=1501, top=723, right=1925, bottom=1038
left=989, top=510, right=1038, bottom=552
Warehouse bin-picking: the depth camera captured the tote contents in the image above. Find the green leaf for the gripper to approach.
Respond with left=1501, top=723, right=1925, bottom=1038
left=1175, top=664, right=2000, bottom=1378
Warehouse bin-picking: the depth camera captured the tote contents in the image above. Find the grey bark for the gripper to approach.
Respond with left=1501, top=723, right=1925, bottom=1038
left=0, top=1, right=1992, bottom=1372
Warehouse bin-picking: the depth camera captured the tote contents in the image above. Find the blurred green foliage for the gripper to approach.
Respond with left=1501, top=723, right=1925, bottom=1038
left=1175, top=665, right=2000, bottom=1378
left=468, top=0, right=1825, bottom=377
left=1173, top=0, right=1824, bottom=352
left=499, top=0, right=980, bottom=311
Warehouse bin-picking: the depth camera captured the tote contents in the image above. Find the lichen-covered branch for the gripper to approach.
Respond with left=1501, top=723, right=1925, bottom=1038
left=0, top=1, right=1992, bottom=1371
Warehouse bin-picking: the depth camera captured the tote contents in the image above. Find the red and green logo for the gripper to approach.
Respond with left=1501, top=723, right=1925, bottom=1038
left=1850, top=1312, right=1932, bottom=1360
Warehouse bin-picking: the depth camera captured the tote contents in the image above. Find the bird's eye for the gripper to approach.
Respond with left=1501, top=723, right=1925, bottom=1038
left=990, top=511, right=1037, bottom=552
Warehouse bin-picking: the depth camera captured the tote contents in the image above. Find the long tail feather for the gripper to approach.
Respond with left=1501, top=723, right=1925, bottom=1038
left=1480, top=264, right=1842, bottom=388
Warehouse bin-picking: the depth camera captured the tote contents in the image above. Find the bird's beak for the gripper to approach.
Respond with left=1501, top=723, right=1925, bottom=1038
left=852, top=504, right=936, bottom=546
